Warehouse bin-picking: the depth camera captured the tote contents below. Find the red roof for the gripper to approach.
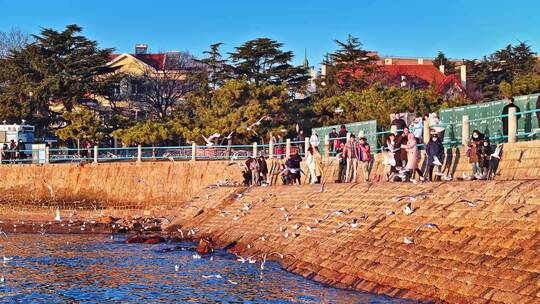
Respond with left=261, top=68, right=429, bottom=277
left=338, top=63, right=465, bottom=97
left=109, top=53, right=166, bottom=70
left=381, top=65, right=446, bottom=85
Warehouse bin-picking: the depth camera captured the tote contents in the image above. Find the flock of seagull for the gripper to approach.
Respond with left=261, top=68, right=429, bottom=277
left=174, top=177, right=495, bottom=283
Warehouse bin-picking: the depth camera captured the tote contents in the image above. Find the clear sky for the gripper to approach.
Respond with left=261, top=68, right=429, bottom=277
left=0, top=0, right=538, bottom=66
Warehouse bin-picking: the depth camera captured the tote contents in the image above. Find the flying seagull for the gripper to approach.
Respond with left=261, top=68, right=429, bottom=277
left=202, top=133, right=221, bottom=147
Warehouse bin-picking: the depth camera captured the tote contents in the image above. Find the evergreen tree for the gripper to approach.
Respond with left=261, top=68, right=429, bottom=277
left=229, top=38, right=308, bottom=91
left=0, top=24, right=115, bottom=130
left=198, top=43, right=230, bottom=89
left=433, top=51, right=456, bottom=74
left=329, top=35, right=380, bottom=90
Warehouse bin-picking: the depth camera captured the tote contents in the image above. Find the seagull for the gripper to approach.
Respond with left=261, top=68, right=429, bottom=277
left=175, top=265, right=180, bottom=271
left=403, top=237, right=414, bottom=244
left=192, top=254, right=202, bottom=259
left=228, top=280, right=239, bottom=285
left=350, top=218, right=359, bottom=228
left=0, top=229, right=7, bottom=239
left=177, top=229, right=184, bottom=238
left=54, top=207, right=62, bottom=221
left=414, top=223, right=441, bottom=233
left=292, top=223, right=301, bottom=230
left=202, top=274, right=223, bottom=279
left=0, top=276, right=4, bottom=283
left=246, top=116, right=270, bottom=131
left=279, top=225, right=285, bottom=232
left=261, top=254, right=267, bottom=270
left=306, top=226, right=317, bottom=232
left=225, top=131, right=235, bottom=140
left=491, top=144, right=504, bottom=159
left=3, top=256, right=13, bottom=263
left=243, top=203, right=252, bottom=211
left=202, top=133, right=221, bottom=147
left=385, top=210, right=395, bottom=216
left=304, top=202, right=314, bottom=209
left=403, top=203, right=414, bottom=215
left=283, top=213, right=289, bottom=221
left=456, top=199, right=486, bottom=207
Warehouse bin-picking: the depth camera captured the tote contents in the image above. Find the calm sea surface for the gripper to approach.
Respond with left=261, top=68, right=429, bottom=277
left=0, top=234, right=421, bottom=303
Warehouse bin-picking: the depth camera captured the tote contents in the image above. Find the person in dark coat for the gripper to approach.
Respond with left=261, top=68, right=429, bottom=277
left=395, top=127, right=410, bottom=168
left=424, top=134, right=445, bottom=181
left=288, top=151, right=303, bottom=185
left=338, top=125, right=348, bottom=145
left=258, top=156, right=268, bottom=183
left=334, top=142, right=346, bottom=183
left=501, top=97, right=521, bottom=136
left=328, top=128, right=338, bottom=155
left=391, top=112, right=407, bottom=134
left=16, top=139, right=26, bottom=161
left=477, top=139, right=492, bottom=179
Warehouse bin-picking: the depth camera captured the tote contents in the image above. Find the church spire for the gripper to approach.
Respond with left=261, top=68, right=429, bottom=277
left=303, top=48, right=309, bottom=68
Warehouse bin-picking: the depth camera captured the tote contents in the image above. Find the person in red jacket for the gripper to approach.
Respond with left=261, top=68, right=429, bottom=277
left=357, top=137, right=371, bottom=182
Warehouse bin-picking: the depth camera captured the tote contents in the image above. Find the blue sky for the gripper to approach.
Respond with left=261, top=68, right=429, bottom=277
left=0, top=0, right=538, bottom=66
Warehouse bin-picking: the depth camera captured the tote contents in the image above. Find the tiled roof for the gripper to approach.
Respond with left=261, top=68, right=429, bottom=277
left=109, top=53, right=167, bottom=70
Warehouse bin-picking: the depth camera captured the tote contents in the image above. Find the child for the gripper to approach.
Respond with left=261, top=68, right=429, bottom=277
left=335, top=143, right=346, bottom=183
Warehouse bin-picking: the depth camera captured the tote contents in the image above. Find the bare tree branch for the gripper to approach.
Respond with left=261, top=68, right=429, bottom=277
left=0, top=28, right=32, bottom=58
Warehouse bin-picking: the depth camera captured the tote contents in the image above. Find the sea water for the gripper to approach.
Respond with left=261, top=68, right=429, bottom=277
left=0, top=234, right=421, bottom=303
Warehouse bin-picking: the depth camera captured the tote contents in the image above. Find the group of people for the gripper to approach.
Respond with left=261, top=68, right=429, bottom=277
left=468, top=129, right=499, bottom=180
left=383, top=127, right=444, bottom=182
left=1, top=139, right=27, bottom=163
left=242, top=156, right=269, bottom=186
left=334, top=135, right=372, bottom=183
left=241, top=144, right=325, bottom=187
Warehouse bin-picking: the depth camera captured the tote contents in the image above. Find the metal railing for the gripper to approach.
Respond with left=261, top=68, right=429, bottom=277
left=0, top=108, right=537, bottom=165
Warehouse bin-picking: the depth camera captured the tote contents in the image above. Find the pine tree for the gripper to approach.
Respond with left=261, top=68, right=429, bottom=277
left=198, top=43, right=230, bottom=89
left=433, top=51, right=456, bottom=74
left=329, top=35, right=380, bottom=90
left=0, top=24, right=115, bottom=129
left=229, top=38, right=308, bottom=91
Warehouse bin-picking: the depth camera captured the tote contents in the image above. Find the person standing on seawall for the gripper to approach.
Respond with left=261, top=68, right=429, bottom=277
left=343, top=134, right=358, bottom=183
left=357, top=137, right=371, bottom=182
left=338, top=125, right=348, bottom=145
left=328, top=128, right=338, bottom=155
left=467, top=130, right=485, bottom=179
left=425, top=134, right=444, bottom=181
left=501, top=97, right=521, bottom=137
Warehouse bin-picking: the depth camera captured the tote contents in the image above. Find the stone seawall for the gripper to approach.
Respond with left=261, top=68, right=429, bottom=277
left=0, top=161, right=242, bottom=219
left=170, top=181, right=540, bottom=304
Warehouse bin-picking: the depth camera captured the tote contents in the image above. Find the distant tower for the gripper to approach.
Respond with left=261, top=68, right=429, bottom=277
left=303, top=48, right=309, bottom=68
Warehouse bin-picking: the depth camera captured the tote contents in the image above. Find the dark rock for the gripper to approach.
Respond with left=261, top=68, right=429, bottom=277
left=196, top=237, right=214, bottom=254
left=125, top=235, right=145, bottom=244
left=143, top=236, right=165, bottom=244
